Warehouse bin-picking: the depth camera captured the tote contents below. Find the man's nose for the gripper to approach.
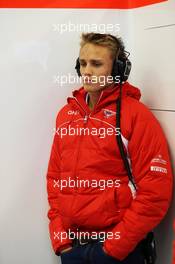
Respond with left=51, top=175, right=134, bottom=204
left=83, top=63, right=93, bottom=75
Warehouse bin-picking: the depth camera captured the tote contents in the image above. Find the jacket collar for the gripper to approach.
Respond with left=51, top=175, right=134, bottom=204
left=67, top=82, right=141, bottom=114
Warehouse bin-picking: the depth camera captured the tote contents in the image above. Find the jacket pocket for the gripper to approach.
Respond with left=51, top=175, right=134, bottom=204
left=105, top=186, right=120, bottom=213
left=105, top=184, right=133, bottom=213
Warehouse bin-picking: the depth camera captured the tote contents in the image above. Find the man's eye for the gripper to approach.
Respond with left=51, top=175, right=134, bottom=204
left=80, top=62, right=102, bottom=67
left=80, top=62, right=86, bottom=67
left=92, top=62, right=102, bottom=67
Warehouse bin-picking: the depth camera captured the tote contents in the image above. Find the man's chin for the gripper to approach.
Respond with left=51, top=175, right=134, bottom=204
left=83, top=82, right=115, bottom=92
left=83, top=83, right=107, bottom=93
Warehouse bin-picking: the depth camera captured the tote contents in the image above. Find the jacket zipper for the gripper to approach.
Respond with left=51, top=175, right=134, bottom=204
left=71, top=92, right=104, bottom=192
left=89, top=90, right=103, bottom=118
left=71, top=97, right=88, bottom=192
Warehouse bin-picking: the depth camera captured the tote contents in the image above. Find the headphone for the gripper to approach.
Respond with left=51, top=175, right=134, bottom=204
left=75, top=34, right=132, bottom=83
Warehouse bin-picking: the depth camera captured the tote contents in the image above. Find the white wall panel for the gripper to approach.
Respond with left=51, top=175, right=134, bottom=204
left=128, top=0, right=175, bottom=110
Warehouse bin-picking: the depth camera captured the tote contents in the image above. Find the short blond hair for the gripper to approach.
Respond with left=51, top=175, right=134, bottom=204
left=80, top=32, right=125, bottom=61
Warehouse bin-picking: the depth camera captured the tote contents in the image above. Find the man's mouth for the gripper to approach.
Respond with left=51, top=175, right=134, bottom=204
left=84, top=79, right=92, bottom=84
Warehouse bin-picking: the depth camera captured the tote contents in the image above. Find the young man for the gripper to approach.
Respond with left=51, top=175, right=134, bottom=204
left=46, top=33, right=173, bottom=263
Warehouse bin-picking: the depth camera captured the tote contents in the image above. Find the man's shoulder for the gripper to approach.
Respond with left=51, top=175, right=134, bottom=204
left=123, top=96, right=156, bottom=122
left=55, top=103, right=72, bottom=127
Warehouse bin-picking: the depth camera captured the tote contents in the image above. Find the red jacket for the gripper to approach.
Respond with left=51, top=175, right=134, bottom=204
left=46, top=82, right=173, bottom=260
left=173, top=220, right=175, bottom=264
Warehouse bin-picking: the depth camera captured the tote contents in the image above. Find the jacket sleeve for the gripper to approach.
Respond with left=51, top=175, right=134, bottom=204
left=46, top=116, right=72, bottom=255
left=103, top=108, right=173, bottom=260
left=173, top=219, right=175, bottom=264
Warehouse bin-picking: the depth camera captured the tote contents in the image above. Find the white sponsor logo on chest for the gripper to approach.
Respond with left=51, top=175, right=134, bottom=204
left=68, top=110, right=79, bottom=115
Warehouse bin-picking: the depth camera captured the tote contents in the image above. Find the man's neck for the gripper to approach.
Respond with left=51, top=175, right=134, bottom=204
left=87, top=83, right=116, bottom=110
left=88, top=92, right=101, bottom=110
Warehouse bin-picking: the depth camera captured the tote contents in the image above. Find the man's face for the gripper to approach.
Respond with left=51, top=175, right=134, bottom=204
left=79, top=43, right=114, bottom=93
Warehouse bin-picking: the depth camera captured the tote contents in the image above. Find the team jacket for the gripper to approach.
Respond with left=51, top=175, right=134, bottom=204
left=46, top=82, right=173, bottom=260
left=173, top=220, right=175, bottom=264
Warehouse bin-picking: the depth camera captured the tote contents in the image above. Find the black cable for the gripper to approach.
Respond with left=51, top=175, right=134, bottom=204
left=115, top=82, right=137, bottom=190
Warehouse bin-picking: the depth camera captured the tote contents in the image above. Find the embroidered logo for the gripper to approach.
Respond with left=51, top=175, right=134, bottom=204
left=150, top=166, right=167, bottom=174
left=68, top=110, right=79, bottom=115
left=151, top=154, right=167, bottom=165
left=103, top=109, right=116, bottom=118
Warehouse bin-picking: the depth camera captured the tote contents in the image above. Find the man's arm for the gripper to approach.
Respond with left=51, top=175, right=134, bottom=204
left=46, top=118, right=72, bottom=256
left=103, top=108, right=173, bottom=260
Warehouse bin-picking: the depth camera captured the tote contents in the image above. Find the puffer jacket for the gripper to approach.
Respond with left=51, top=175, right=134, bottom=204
left=173, top=219, right=175, bottom=264
left=46, top=82, right=173, bottom=260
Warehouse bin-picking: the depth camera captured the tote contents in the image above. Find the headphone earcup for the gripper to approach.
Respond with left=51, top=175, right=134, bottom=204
left=112, top=58, right=131, bottom=82
left=111, top=59, right=122, bottom=83
left=75, top=58, right=81, bottom=77
left=123, top=59, right=131, bottom=81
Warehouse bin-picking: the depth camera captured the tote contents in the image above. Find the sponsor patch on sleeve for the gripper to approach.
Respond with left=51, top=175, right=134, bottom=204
left=150, top=166, right=167, bottom=174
